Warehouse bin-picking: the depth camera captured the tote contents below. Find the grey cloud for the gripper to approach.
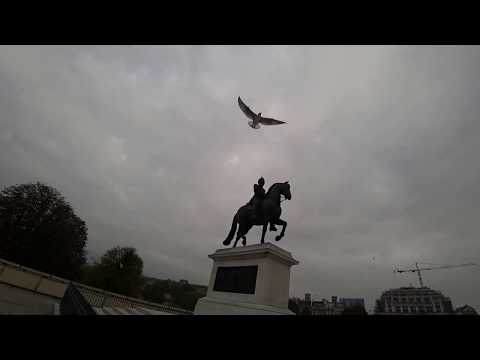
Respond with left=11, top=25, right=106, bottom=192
left=1, top=45, right=479, bottom=312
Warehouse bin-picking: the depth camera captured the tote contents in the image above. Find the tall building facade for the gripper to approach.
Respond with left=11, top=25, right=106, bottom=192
left=374, top=287, right=454, bottom=315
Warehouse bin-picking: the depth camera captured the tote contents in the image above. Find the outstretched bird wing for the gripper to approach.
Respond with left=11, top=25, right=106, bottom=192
left=238, top=97, right=257, bottom=121
left=259, top=117, right=287, bottom=125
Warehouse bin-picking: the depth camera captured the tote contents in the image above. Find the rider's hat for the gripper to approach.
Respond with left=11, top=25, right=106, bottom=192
left=258, top=177, right=265, bottom=185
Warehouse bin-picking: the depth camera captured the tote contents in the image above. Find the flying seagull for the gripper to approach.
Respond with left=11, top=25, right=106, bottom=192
left=238, top=96, right=286, bottom=129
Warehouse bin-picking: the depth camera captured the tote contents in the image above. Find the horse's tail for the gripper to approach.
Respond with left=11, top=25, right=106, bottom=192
left=222, top=213, right=238, bottom=246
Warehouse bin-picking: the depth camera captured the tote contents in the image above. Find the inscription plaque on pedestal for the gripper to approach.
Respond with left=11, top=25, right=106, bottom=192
left=213, top=266, right=258, bottom=294
left=194, top=243, right=299, bottom=315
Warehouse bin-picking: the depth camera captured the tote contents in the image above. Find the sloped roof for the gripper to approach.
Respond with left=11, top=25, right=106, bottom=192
left=1, top=257, right=192, bottom=315
left=93, top=305, right=175, bottom=315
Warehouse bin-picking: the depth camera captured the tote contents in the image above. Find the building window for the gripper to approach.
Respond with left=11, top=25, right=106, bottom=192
left=410, top=306, right=417, bottom=313
left=402, top=306, right=409, bottom=313
left=426, top=306, right=433, bottom=313
left=395, top=306, right=401, bottom=312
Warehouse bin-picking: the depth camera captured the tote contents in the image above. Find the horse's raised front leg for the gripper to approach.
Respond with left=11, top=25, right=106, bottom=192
left=260, top=222, right=268, bottom=244
left=274, top=219, right=287, bottom=241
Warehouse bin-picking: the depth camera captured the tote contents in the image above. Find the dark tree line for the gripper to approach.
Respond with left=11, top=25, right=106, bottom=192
left=82, top=246, right=144, bottom=298
left=0, top=182, right=202, bottom=309
left=0, top=183, right=144, bottom=296
left=142, top=278, right=206, bottom=311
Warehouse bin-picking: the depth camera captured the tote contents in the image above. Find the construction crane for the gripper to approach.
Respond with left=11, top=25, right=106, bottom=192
left=394, top=262, right=478, bottom=288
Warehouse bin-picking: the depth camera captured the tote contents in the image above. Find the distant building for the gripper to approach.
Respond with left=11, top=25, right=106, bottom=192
left=304, top=293, right=311, bottom=305
left=342, top=298, right=365, bottom=309
left=299, top=294, right=366, bottom=315
left=454, top=305, right=478, bottom=315
left=374, top=287, right=454, bottom=315
left=293, top=294, right=312, bottom=314
left=311, top=297, right=339, bottom=315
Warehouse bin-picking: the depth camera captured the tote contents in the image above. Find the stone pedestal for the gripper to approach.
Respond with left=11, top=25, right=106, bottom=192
left=194, top=243, right=299, bottom=315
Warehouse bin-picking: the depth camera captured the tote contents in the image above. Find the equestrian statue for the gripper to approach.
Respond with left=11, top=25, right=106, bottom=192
left=222, top=177, right=292, bottom=247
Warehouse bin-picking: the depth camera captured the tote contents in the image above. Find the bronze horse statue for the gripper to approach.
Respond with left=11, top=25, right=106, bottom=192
left=223, top=182, right=292, bottom=247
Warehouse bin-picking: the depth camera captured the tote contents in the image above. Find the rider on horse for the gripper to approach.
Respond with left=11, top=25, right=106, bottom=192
left=223, top=179, right=291, bottom=247
left=248, top=177, right=277, bottom=231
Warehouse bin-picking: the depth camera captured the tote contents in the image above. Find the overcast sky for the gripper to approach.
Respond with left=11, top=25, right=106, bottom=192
left=1, top=45, right=479, bottom=312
